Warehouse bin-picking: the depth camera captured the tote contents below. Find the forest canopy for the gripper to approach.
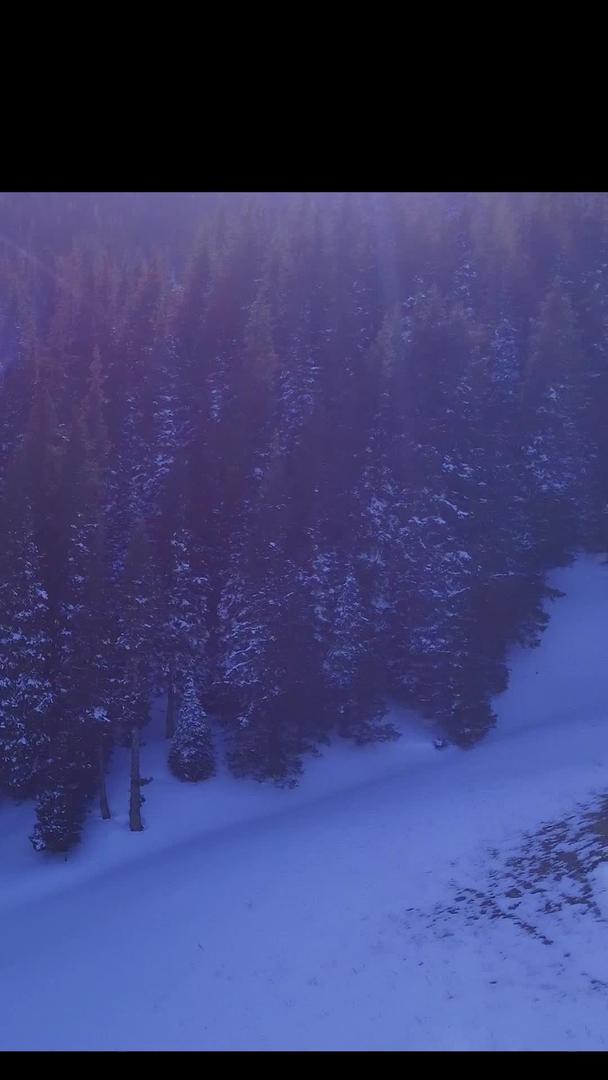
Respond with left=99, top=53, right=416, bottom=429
left=1, top=191, right=607, bottom=851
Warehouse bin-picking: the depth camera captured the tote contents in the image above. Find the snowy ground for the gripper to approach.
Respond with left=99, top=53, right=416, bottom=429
left=1, top=553, right=608, bottom=1050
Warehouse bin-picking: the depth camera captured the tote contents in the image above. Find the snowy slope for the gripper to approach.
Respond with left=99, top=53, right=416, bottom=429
left=1, top=553, right=608, bottom=1050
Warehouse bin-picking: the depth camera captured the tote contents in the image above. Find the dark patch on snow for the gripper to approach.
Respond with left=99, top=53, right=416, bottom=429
left=404, top=791, right=608, bottom=949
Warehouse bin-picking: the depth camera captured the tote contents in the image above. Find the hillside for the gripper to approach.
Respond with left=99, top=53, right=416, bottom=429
left=1, top=553, right=607, bottom=1051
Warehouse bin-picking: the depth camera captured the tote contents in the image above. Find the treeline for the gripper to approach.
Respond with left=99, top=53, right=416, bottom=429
left=0, top=192, right=607, bottom=852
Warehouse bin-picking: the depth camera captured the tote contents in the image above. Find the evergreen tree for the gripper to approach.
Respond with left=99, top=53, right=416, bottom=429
left=55, top=353, right=112, bottom=823
left=168, top=676, right=215, bottom=781
left=113, top=522, right=159, bottom=831
left=523, top=283, right=588, bottom=562
left=0, top=489, right=53, bottom=797
left=155, top=456, right=210, bottom=734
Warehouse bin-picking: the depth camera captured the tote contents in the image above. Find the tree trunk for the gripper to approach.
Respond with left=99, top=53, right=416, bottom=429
left=129, top=725, right=143, bottom=831
left=99, top=740, right=111, bottom=820
left=166, top=675, right=176, bottom=739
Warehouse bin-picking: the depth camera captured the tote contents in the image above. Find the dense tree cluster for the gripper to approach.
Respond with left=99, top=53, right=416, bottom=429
left=1, top=191, right=607, bottom=851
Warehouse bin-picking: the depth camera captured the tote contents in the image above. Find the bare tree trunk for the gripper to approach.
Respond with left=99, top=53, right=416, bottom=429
left=99, top=739, right=111, bottom=820
left=166, top=674, right=176, bottom=739
left=129, top=725, right=143, bottom=831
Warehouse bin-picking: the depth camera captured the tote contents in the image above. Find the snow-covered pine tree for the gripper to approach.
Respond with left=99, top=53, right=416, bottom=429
left=29, top=364, right=114, bottom=851
left=112, top=521, right=160, bottom=831
left=105, top=258, right=167, bottom=576
left=30, top=765, right=91, bottom=853
left=217, top=560, right=279, bottom=779
left=53, top=361, right=113, bottom=826
left=355, top=308, right=417, bottom=706
left=0, top=489, right=53, bottom=797
left=168, top=675, right=215, bottom=781
left=29, top=703, right=98, bottom=853
left=311, top=551, right=392, bottom=744
left=156, top=464, right=210, bottom=738
left=523, top=282, right=589, bottom=564
left=218, top=545, right=323, bottom=786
